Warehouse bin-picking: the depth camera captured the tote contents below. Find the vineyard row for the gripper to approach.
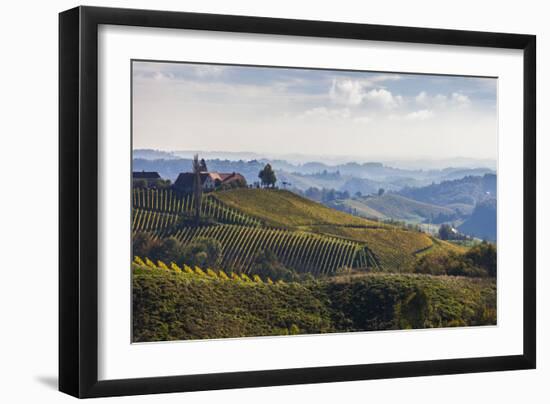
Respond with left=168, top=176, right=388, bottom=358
left=162, top=224, right=365, bottom=275
left=133, top=188, right=261, bottom=227
left=133, top=256, right=278, bottom=284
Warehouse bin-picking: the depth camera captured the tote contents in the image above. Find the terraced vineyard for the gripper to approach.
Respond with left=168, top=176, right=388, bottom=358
left=310, top=225, right=449, bottom=271
left=132, top=187, right=463, bottom=275
left=133, top=188, right=262, bottom=227
left=167, top=224, right=368, bottom=275
left=132, top=209, right=180, bottom=232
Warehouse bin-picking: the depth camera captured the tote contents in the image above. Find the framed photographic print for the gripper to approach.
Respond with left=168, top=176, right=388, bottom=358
left=59, top=6, right=536, bottom=398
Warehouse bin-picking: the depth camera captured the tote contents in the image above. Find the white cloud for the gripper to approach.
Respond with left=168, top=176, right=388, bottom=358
left=451, top=92, right=471, bottom=107
left=405, top=109, right=434, bottom=121
left=415, top=91, right=428, bottom=105
left=193, top=65, right=226, bottom=78
left=300, top=107, right=351, bottom=120
left=363, top=88, right=402, bottom=109
left=415, top=91, right=471, bottom=110
left=370, top=74, right=402, bottom=82
left=152, top=71, right=174, bottom=81
left=329, top=79, right=402, bottom=109
left=329, top=79, right=371, bottom=106
left=434, top=94, right=448, bottom=106
left=353, top=115, right=372, bottom=124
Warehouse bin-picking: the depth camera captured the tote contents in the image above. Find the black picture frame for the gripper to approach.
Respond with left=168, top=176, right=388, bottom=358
left=59, top=5, right=536, bottom=398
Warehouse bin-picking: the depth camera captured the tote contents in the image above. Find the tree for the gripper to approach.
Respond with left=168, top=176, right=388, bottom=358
left=465, top=241, right=497, bottom=277
left=180, top=237, right=222, bottom=269
left=192, top=154, right=203, bottom=225
left=132, top=232, right=161, bottom=258
left=438, top=223, right=453, bottom=240
left=250, top=249, right=298, bottom=281
left=258, top=163, right=277, bottom=188
left=133, top=179, right=148, bottom=189
left=149, top=237, right=184, bottom=263
left=378, top=188, right=385, bottom=196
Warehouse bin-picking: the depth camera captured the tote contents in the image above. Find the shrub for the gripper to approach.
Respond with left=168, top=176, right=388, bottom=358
left=133, top=232, right=161, bottom=259
left=412, top=247, right=491, bottom=278
left=149, top=237, right=185, bottom=264
left=179, top=237, right=222, bottom=269
left=250, top=249, right=299, bottom=282
left=464, top=241, right=496, bottom=277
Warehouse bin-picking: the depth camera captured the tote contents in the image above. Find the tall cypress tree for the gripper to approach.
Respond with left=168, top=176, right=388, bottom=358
left=192, top=154, right=202, bottom=225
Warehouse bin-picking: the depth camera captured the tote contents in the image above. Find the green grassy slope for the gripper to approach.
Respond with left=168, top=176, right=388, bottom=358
left=212, top=189, right=384, bottom=229
left=132, top=265, right=497, bottom=342
left=327, top=198, right=387, bottom=220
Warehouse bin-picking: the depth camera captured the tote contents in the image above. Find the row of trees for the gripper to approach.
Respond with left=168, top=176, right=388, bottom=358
left=133, top=178, right=171, bottom=190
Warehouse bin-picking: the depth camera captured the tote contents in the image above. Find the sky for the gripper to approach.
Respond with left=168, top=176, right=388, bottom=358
left=132, top=61, right=497, bottom=163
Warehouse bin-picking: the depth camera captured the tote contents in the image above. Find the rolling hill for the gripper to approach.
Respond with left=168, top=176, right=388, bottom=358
left=327, top=198, right=387, bottom=220
left=132, top=264, right=496, bottom=342
left=458, top=199, right=497, bottom=241
left=211, top=189, right=384, bottom=229
left=132, top=188, right=465, bottom=274
left=398, top=174, right=496, bottom=211
left=329, top=193, right=458, bottom=224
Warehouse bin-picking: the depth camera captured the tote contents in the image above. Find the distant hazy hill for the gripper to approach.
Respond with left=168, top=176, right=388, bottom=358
left=398, top=174, right=497, bottom=211
left=327, top=199, right=387, bottom=220
left=133, top=157, right=265, bottom=183
left=133, top=151, right=495, bottom=193
left=133, top=149, right=178, bottom=160
left=338, top=177, right=399, bottom=195
left=458, top=199, right=497, bottom=241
